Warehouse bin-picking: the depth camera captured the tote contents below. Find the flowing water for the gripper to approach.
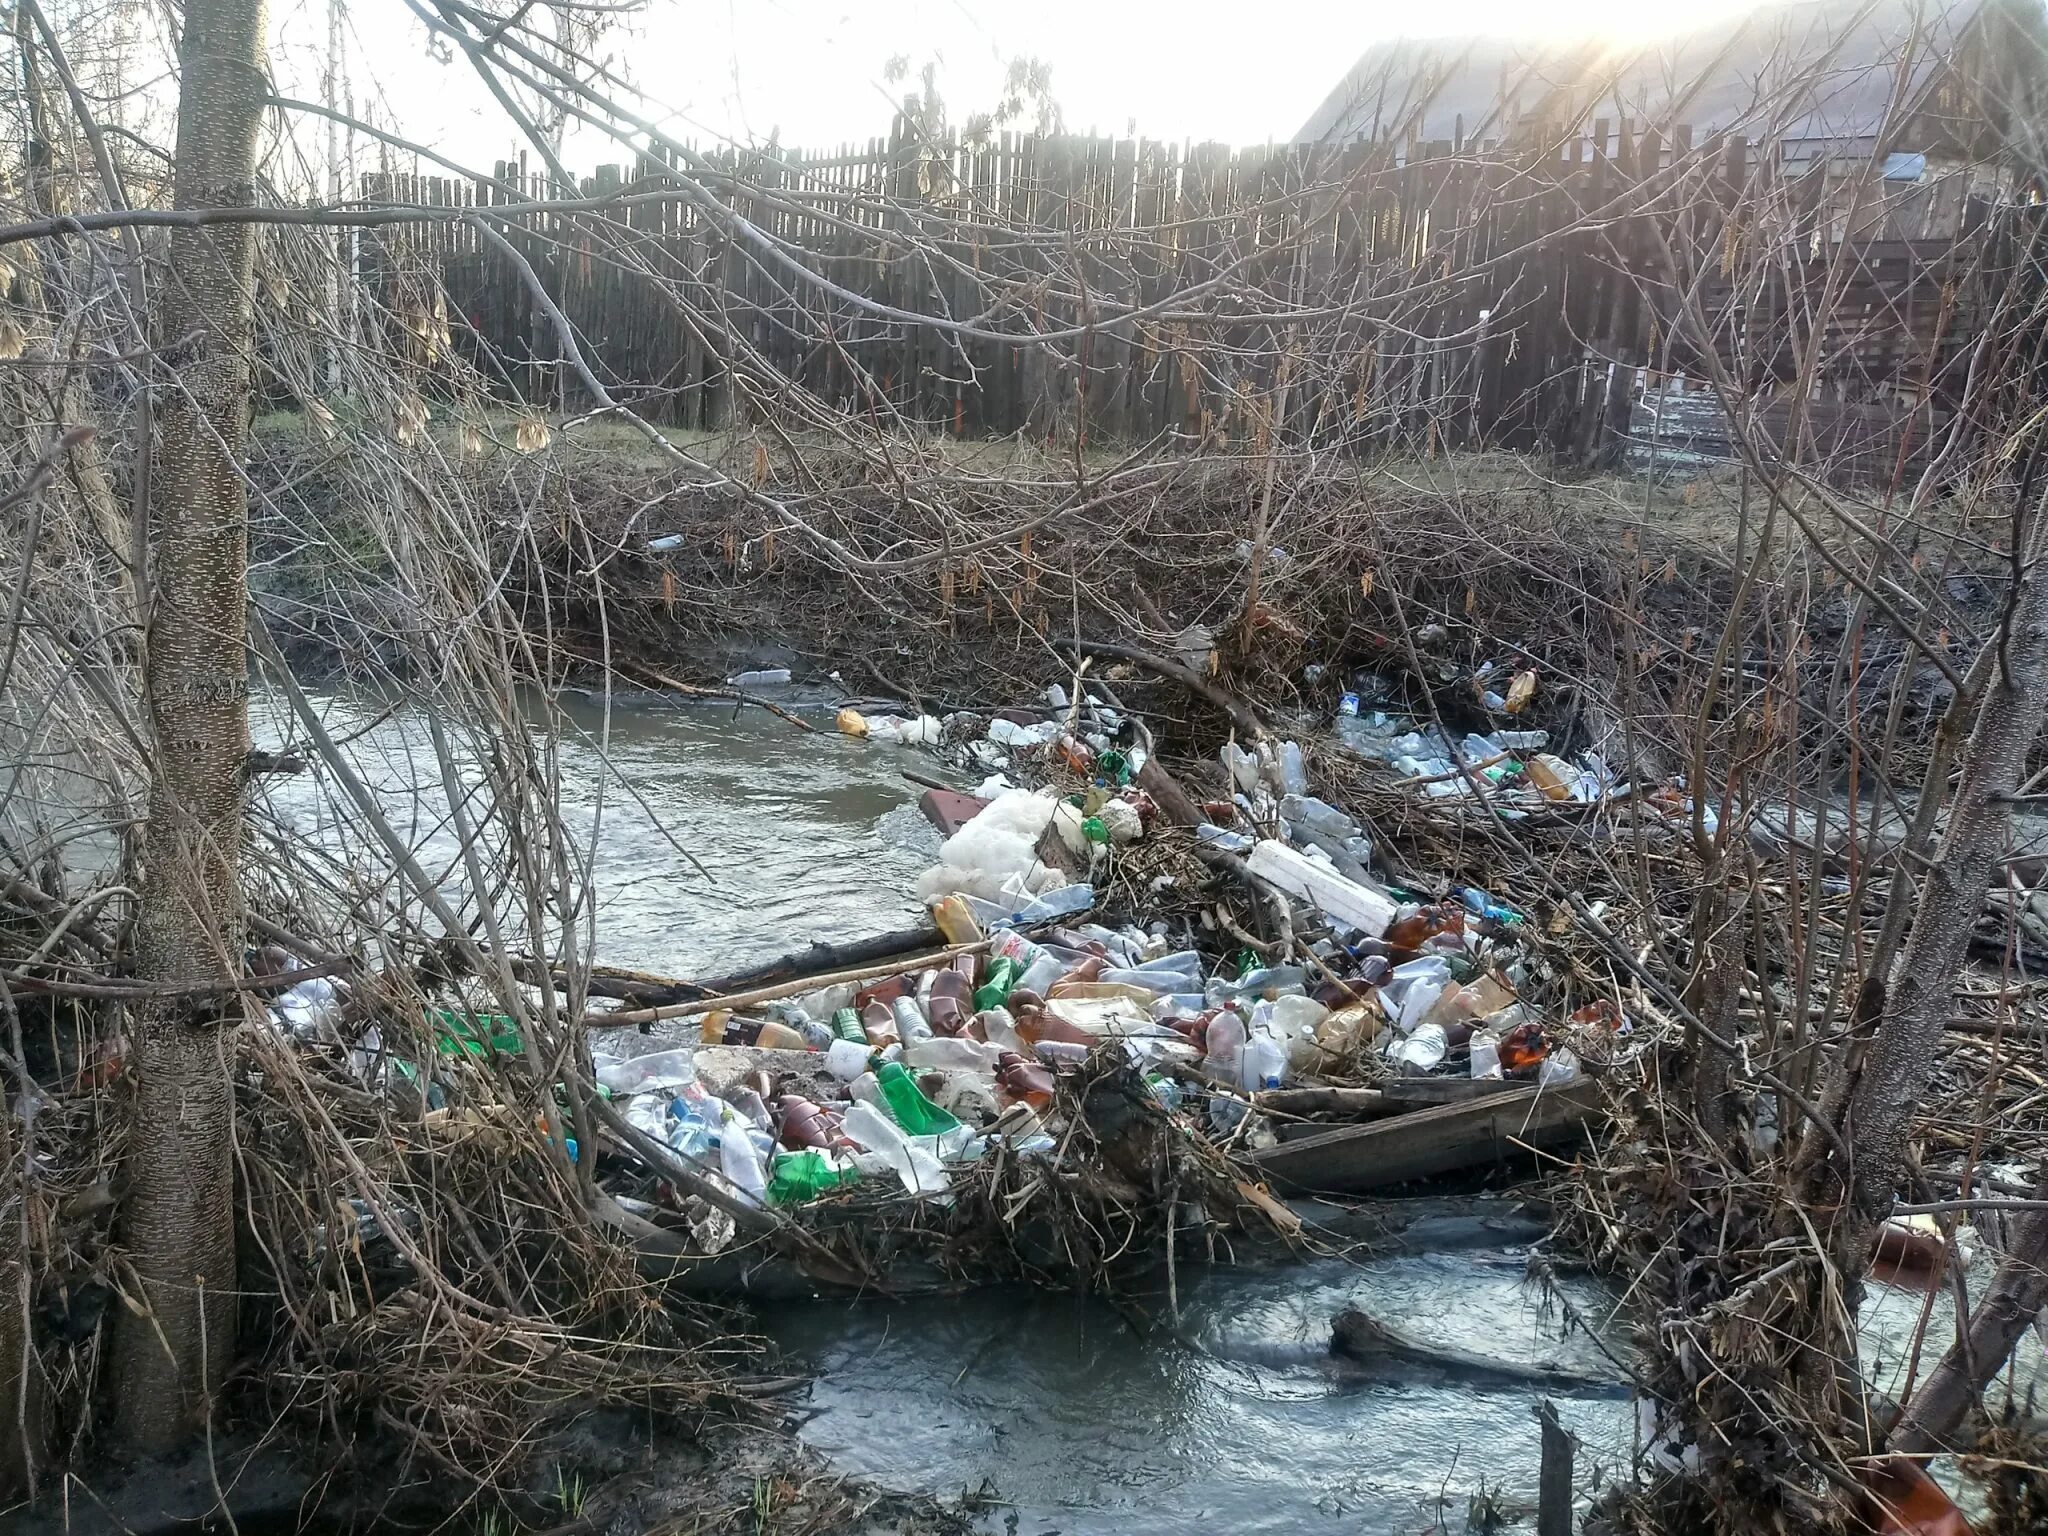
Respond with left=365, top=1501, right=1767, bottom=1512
left=255, top=691, right=1639, bottom=1530
left=252, top=688, right=938, bottom=977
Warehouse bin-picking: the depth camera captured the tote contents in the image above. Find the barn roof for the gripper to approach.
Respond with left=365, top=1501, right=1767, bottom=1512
left=1293, top=0, right=2015, bottom=152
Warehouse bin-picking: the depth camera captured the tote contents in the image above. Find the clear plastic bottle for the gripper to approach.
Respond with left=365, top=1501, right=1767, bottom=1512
left=716, top=1102, right=769, bottom=1204
left=1204, top=1008, right=1247, bottom=1079
left=841, top=1101, right=950, bottom=1196
left=974, top=1006, right=1029, bottom=1054
left=1392, top=1023, right=1448, bottom=1072
left=902, top=1035, right=1004, bottom=1073
left=891, top=996, right=934, bottom=1045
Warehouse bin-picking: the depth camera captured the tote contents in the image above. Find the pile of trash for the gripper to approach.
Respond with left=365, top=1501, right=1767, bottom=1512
left=574, top=677, right=1631, bottom=1222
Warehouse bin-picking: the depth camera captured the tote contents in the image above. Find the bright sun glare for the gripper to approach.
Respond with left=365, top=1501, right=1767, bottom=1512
left=277, top=0, right=1772, bottom=163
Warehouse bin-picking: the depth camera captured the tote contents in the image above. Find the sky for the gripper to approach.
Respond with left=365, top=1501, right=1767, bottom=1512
left=261, top=0, right=1765, bottom=180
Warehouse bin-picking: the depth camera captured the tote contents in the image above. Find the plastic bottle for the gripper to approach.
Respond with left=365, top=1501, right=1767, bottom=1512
left=829, top=1007, right=867, bottom=1044
left=875, top=1060, right=963, bottom=1136
left=792, top=1013, right=835, bottom=1051
left=767, top=1149, right=860, bottom=1206
left=1469, top=1033, right=1503, bottom=1079
left=928, top=1071, right=1000, bottom=1122
left=931, top=893, right=983, bottom=945
left=595, top=1049, right=698, bottom=1096
left=1008, top=949, right=1060, bottom=997
left=969, top=1006, right=1023, bottom=1053
left=1195, top=824, right=1254, bottom=854
left=715, top=1103, right=769, bottom=1204
left=1220, top=742, right=1262, bottom=793
left=1280, top=794, right=1360, bottom=841
left=722, top=1086, right=775, bottom=1134
left=1012, top=1000, right=1095, bottom=1050
left=926, top=971, right=970, bottom=1035
left=1278, top=741, right=1310, bottom=795
left=824, top=1038, right=873, bottom=1082
left=753, top=1019, right=809, bottom=1051
left=902, top=1035, right=1004, bottom=1073
left=973, top=955, right=1022, bottom=1013
left=1204, top=1008, right=1248, bottom=1079
left=1498, top=1021, right=1549, bottom=1073
left=860, top=999, right=899, bottom=1048
left=996, top=1051, right=1055, bottom=1111
left=696, top=1008, right=734, bottom=1044
left=1522, top=753, right=1574, bottom=802
left=775, top=1095, right=840, bottom=1149
left=1240, top=1031, right=1287, bottom=1091
left=856, top=973, right=910, bottom=1009
left=840, top=1100, right=950, bottom=1196
left=891, top=996, right=933, bottom=1045
left=1392, top=1023, right=1449, bottom=1072
left=1006, top=884, right=1096, bottom=925
left=847, top=1071, right=888, bottom=1115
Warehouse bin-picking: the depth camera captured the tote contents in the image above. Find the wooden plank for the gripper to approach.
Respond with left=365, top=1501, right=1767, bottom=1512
left=1247, top=1081, right=1601, bottom=1193
left=1377, top=1076, right=1528, bottom=1106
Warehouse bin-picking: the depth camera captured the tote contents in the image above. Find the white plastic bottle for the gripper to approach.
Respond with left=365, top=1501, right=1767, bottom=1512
left=842, top=1100, right=951, bottom=1196
left=716, top=1102, right=769, bottom=1205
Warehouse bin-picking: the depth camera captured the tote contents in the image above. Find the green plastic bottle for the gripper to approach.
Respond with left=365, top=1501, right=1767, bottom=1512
left=972, top=955, right=1020, bottom=1014
left=830, top=1006, right=867, bottom=1044
left=767, top=1150, right=861, bottom=1206
left=875, top=1060, right=962, bottom=1136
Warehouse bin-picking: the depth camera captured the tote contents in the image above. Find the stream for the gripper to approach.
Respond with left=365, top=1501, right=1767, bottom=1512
left=252, top=690, right=1643, bottom=1530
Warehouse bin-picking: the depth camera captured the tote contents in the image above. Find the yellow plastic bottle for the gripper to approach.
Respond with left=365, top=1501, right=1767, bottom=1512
left=930, top=893, right=983, bottom=946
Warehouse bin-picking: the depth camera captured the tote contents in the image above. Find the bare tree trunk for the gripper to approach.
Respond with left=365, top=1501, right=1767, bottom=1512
left=111, top=0, right=267, bottom=1451
left=1804, top=539, right=2048, bottom=1240
left=1889, top=1165, right=2048, bottom=1454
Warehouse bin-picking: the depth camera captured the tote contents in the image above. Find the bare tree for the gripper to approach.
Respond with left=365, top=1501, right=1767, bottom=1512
left=111, top=0, right=269, bottom=1448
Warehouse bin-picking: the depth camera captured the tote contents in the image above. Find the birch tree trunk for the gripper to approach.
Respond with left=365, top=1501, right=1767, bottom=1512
left=111, top=0, right=267, bottom=1449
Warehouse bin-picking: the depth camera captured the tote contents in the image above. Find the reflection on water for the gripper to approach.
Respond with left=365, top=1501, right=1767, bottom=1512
left=251, top=688, right=938, bottom=978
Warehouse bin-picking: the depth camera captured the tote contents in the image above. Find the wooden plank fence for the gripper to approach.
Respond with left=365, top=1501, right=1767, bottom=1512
left=354, top=118, right=2047, bottom=476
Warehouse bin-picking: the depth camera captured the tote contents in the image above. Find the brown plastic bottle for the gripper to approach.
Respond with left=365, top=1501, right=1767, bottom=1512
left=860, top=998, right=899, bottom=1048
left=776, top=1095, right=838, bottom=1150
left=1015, top=1002, right=1094, bottom=1049
left=996, top=1051, right=1055, bottom=1110
left=855, top=974, right=910, bottom=1011
left=928, top=970, right=971, bottom=1035
left=1498, top=1021, right=1548, bottom=1073
left=1384, top=904, right=1464, bottom=953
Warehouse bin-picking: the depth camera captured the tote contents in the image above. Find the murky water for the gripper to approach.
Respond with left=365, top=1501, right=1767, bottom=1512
left=255, top=691, right=1640, bottom=1529
left=771, top=1242, right=1632, bottom=1535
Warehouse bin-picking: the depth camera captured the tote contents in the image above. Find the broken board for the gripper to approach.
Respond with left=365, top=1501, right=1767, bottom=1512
left=1247, top=1081, right=1601, bottom=1194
